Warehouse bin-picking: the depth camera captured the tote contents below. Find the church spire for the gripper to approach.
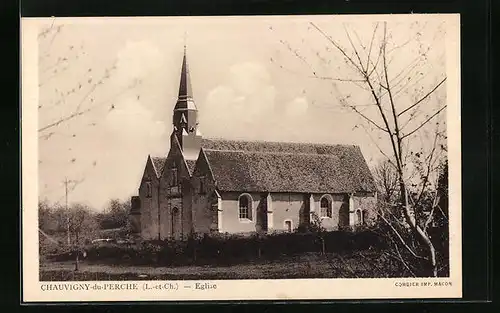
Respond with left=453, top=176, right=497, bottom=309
left=171, top=38, right=202, bottom=160
left=175, top=37, right=194, bottom=106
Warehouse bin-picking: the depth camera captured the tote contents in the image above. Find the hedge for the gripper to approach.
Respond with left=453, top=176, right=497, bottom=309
left=46, top=229, right=387, bottom=266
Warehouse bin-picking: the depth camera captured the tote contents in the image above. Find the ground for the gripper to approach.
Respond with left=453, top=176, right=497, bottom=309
left=40, top=251, right=406, bottom=281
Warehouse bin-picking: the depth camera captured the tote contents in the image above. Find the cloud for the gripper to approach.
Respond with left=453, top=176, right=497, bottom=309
left=39, top=98, right=167, bottom=210
left=200, top=62, right=277, bottom=138
left=285, top=97, right=309, bottom=117
left=105, top=98, right=165, bottom=140
left=115, top=40, right=164, bottom=86
left=199, top=62, right=317, bottom=143
left=228, top=62, right=272, bottom=95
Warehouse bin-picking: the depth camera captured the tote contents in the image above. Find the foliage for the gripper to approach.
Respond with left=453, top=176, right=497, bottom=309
left=95, top=198, right=131, bottom=230
left=47, top=230, right=387, bottom=267
left=38, top=198, right=133, bottom=263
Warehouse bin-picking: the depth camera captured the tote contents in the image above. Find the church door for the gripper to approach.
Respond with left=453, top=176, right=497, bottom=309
left=171, top=207, right=179, bottom=239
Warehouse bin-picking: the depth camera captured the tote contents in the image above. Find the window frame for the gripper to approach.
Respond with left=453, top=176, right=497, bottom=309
left=170, top=167, right=178, bottom=187
left=356, top=208, right=363, bottom=225
left=319, top=194, right=333, bottom=218
left=362, top=210, right=368, bottom=225
left=238, top=193, right=253, bottom=221
left=145, top=181, right=152, bottom=198
left=199, top=176, right=206, bottom=194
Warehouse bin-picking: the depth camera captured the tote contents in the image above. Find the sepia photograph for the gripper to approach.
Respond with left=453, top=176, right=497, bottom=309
left=22, top=14, right=461, bottom=301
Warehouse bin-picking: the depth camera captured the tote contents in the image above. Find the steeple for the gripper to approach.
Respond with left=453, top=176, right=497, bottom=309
left=175, top=44, right=194, bottom=106
left=171, top=40, right=202, bottom=160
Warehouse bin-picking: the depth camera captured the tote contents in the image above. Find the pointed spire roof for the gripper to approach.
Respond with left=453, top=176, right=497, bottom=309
left=175, top=44, right=194, bottom=109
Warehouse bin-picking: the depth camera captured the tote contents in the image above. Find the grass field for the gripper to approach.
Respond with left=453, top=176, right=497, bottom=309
left=40, top=251, right=408, bottom=281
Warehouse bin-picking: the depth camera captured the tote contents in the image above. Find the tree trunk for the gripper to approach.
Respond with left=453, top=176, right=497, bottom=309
left=319, top=236, right=326, bottom=255
left=416, top=225, right=438, bottom=277
left=400, top=181, right=438, bottom=277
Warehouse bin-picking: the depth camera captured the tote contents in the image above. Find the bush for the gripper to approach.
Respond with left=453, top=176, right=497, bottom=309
left=51, top=230, right=388, bottom=266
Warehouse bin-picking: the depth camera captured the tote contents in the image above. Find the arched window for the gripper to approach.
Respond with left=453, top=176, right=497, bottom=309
left=356, top=209, right=363, bottom=225
left=362, top=210, right=368, bottom=225
left=145, top=181, right=152, bottom=198
left=320, top=195, right=333, bottom=218
left=170, top=167, right=178, bottom=187
left=199, top=176, right=206, bottom=194
left=238, top=194, right=253, bottom=220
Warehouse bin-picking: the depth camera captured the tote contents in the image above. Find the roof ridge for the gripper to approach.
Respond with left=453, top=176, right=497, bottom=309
left=204, top=148, right=347, bottom=157
left=202, top=137, right=359, bottom=148
left=203, top=148, right=245, bottom=153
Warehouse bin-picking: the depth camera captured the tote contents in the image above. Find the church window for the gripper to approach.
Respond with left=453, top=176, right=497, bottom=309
left=320, top=195, right=333, bottom=218
left=199, top=176, right=206, bottom=194
left=284, top=220, right=292, bottom=232
left=171, top=168, right=178, bottom=187
left=356, top=209, right=363, bottom=225
left=145, top=181, right=152, bottom=198
left=238, top=194, right=253, bottom=220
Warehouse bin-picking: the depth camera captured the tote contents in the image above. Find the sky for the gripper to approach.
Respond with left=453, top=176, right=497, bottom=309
left=34, top=15, right=449, bottom=210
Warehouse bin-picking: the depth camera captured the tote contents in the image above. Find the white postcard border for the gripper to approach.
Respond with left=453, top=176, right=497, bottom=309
left=21, top=14, right=462, bottom=302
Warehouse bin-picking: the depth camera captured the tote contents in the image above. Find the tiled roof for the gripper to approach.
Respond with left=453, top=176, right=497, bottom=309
left=150, top=157, right=167, bottom=178
left=185, top=159, right=197, bottom=175
left=201, top=139, right=376, bottom=193
left=201, top=138, right=360, bottom=155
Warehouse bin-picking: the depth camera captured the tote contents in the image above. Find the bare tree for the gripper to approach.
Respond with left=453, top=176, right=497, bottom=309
left=37, top=21, right=144, bottom=202
left=67, top=203, right=97, bottom=245
left=373, top=159, right=399, bottom=204
left=50, top=202, right=97, bottom=245
left=38, top=22, right=142, bottom=136
left=271, top=20, right=448, bottom=276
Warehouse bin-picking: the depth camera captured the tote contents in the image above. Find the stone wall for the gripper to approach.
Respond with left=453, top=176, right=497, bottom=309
left=191, top=151, right=218, bottom=234
left=352, top=192, right=378, bottom=226
left=158, top=137, right=194, bottom=240
left=138, top=158, right=160, bottom=240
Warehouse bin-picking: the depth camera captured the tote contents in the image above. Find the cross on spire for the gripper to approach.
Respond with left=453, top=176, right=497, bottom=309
left=183, top=31, right=187, bottom=52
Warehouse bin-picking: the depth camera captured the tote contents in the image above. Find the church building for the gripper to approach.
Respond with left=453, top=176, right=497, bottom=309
left=129, top=48, right=378, bottom=241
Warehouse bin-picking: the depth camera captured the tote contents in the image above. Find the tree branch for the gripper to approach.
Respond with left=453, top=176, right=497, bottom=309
left=415, top=130, right=440, bottom=206
left=423, top=195, right=439, bottom=233
left=310, top=22, right=365, bottom=77
left=366, top=22, right=380, bottom=71
left=309, top=75, right=365, bottom=83
left=398, top=77, right=447, bottom=117
left=343, top=24, right=367, bottom=73
left=388, top=234, right=417, bottom=277
left=401, top=106, right=447, bottom=140
left=38, top=79, right=139, bottom=132
left=382, top=23, right=405, bottom=167
left=376, top=210, right=427, bottom=260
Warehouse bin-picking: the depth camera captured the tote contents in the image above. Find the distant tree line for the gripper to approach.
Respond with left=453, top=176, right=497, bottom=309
left=38, top=198, right=131, bottom=247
